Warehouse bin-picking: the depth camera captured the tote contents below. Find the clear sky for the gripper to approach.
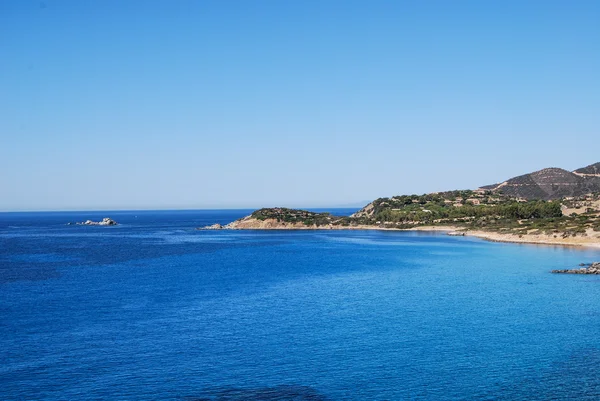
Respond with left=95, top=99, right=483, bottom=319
left=1, top=0, right=599, bottom=211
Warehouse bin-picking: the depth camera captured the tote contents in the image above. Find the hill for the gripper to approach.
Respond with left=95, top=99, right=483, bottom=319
left=482, top=162, right=600, bottom=200
left=226, top=208, right=342, bottom=229
left=574, top=162, right=600, bottom=177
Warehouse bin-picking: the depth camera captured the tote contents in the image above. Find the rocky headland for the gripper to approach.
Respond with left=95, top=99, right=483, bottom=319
left=199, top=208, right=347, bottom=230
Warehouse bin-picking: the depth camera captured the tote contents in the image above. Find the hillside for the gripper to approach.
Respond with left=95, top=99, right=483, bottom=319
left=350, top=190, right=566, bottom=228
left=225, top=208, right=344, bottom=229
left=574, top=162, right=600, bottom=177
left=481, top=162, right=600, bottom=200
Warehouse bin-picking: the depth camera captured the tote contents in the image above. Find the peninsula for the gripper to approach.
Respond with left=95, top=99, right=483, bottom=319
left=201, top=162, right=600, bottom=248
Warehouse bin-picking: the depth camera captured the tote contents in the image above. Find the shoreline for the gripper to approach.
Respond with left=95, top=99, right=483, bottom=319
left=408, top=226, right=600, bottom=249
left=211, top=220, right=600, bottom=249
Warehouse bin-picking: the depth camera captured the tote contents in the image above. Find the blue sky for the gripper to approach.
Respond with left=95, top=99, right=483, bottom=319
left=1, top=0, right=599, bottom=211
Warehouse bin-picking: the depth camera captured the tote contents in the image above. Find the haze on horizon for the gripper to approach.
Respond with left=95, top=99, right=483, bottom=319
left=1, top=1, right=599, bottom=212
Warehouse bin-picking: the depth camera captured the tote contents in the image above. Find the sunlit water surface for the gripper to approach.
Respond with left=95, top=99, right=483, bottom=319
left=1, top=210, right=600, bottom=400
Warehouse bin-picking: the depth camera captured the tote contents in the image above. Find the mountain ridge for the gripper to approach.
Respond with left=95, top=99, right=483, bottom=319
left=574, top=162, right=600, bottom=177
left=481, top=162, right=600, bottom=200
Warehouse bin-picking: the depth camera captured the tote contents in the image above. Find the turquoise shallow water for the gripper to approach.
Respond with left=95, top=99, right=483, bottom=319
left=1, top=210, right=600, bottom=400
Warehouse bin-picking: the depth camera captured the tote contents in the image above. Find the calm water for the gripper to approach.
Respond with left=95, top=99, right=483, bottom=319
left=1, top=210, right=600, bottom=400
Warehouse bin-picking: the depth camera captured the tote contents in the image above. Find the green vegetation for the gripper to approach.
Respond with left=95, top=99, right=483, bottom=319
left=251, top=208, right=335, bottom=226
left=361, top=191, right=561, bottom=225
left=246, top=191, right=600, bottom=237
left=371, top=200, right=562, bottom=224
left=352, top=191, right=600, bottom=236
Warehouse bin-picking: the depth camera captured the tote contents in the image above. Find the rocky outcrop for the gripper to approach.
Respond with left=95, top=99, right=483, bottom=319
left=552, top=262, right=600, bottom=274
left=200, top=223, right=224, bottom=230
left=73, top=217, right=118, bottom=226
left=222, top=216, right=333, bottom=230
left=351, top=202, right=374, bottom=218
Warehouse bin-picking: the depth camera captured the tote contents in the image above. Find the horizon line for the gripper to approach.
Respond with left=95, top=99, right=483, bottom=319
left=0, top=205, right=366, bottom=214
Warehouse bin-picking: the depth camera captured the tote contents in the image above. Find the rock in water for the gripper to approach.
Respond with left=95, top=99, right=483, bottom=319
left=201, top=223, right=223, bottom=230
left=76, top=218, right=118, bottom=226
left=552, top=262, right=600, bottom=274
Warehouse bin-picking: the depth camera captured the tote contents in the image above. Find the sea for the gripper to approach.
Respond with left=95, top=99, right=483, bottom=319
left=1, top=209, right=600, bottom=400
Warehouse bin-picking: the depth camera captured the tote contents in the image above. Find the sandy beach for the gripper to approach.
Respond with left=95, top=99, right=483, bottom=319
left=410, top=226, right=600, bottom=248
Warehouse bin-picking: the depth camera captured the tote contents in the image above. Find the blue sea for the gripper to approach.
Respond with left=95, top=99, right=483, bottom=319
left=1, top=209, right=600, bottom=400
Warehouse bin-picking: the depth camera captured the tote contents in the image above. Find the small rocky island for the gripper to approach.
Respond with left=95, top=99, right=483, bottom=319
left=552, top=262, right=600, bottom=274
left=69, top=217, right=118, bottom=226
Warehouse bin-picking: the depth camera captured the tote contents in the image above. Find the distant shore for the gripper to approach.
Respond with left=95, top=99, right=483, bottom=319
left=203, top=217, right=600, bottom=249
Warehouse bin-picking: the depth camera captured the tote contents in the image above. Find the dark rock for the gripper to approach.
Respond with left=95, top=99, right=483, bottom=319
left=552, top=262, right=600, bottom=274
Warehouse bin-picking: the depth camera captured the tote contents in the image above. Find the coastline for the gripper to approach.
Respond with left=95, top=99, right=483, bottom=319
left=409, top=225, right=600, bottom=249
left=214, top=217, right=600, bottom=249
